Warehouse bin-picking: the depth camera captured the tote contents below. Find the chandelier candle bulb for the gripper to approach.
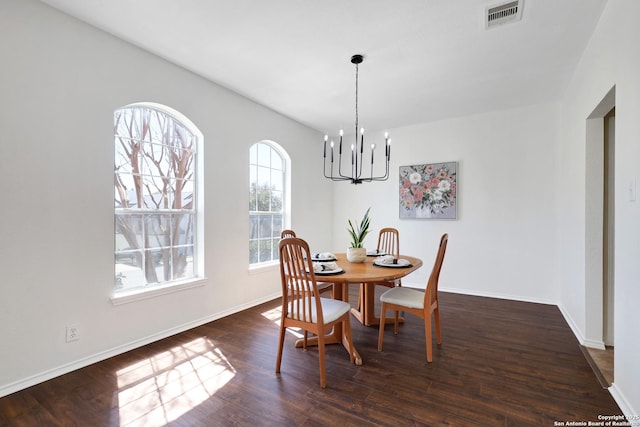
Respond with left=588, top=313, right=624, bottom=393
left=385, top=132, right=389, bottom=156
left=330, top=141, right=334, bottom=162
left=371, top=144, right=375, bottom=164
left=339, top=129, right=343, bottom=153
left=323, top=135, right=328, bottom=157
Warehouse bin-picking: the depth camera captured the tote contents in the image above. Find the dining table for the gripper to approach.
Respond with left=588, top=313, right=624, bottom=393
left=295, top=252, right=423, bottom=365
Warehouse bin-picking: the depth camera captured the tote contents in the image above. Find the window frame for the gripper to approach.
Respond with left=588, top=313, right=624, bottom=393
left=248, top=140, right=291, bottom=269
left=112, top=102, right=205, bottom=304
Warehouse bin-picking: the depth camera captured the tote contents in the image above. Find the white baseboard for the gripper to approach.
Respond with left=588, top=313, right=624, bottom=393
left=609, top=382, right=638, bottom=421
left=582, top=339, right=606, bottom=350
left=554, top=303, right=605, bottom=350
left=555, top=302, right=587, bottom=346
left=0, top=292, right=280, bottom=398
left=438, top=286, right=557, bottom=306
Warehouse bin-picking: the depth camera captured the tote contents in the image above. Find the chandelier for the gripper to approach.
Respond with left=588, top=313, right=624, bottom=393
left=323, top=54, right=391, bottom=184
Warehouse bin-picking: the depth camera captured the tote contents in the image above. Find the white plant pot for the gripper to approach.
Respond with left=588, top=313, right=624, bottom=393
left=346, top=247, right=367, bottom=263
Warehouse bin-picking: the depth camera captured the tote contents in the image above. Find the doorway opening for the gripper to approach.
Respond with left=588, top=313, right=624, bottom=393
left=583, top=86, right=615, bottom=387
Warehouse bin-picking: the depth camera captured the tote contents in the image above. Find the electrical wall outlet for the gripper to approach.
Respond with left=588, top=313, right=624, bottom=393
left=65, top=325, right=79, bottom=342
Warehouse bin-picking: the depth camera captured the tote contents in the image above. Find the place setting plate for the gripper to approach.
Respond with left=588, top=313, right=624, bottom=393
left=307, top=261, right=344, bottom=275
left=313, top=268, right=345, bottom=276
left=310, top=252, right=337, bottom=262
left=373, top=258, right=413, bottom=268
left=367, top=250, right=387, bottom=257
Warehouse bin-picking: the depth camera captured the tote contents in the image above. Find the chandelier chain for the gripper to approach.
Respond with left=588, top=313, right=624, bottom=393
left=355, top=62, right=359, bottom=137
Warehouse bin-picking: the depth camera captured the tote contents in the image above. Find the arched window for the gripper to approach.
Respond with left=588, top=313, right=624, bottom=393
left=249, top=141, right=290, bottom=265
left=114, top=103, right=202, bottom=295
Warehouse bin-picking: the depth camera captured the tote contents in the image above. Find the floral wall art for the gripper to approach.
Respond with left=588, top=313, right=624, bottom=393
left=399, top=162, right=457, bottom=219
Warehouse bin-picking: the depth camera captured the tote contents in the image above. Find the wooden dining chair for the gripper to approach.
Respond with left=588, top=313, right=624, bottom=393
left=377, top=227, right=400, bottom=260
left=276, top=237, right=355, bottom=388
left=280, top=229, right=296, bottom=239
left=356, top=228, right=402, bottom=321
left=375, top=227, right=401, bottom=287
left=280, top=229, right=333, bottom=297
left=378, top=233, right=448, bottom=362
left=279, top=229, right=333, bottom=349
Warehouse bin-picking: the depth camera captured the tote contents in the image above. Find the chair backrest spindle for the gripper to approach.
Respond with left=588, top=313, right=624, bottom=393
left=377, top=228, right=400, bottom=258
left=281, top=229, right=297, bottom=239
left=425, top=233, right=448, bottom=307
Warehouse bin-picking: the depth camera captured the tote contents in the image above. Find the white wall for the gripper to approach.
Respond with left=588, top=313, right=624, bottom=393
left=0, top=0, right=332, bottom=395
left=557, top=0, right=640, bottom=416
left=332, top=103, right=561, bottom=304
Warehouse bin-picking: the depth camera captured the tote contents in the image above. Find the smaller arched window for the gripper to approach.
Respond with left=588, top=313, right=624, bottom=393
left=249, top=141, right=290, bottom=265
left=114, top=103, right=203, bottom=296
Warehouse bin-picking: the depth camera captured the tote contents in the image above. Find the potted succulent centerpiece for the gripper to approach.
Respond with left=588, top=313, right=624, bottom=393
left=346, top=207, right=371, bottom=263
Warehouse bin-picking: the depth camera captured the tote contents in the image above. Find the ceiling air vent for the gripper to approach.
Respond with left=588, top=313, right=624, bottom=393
left=485, top=0, right=523, bottom=29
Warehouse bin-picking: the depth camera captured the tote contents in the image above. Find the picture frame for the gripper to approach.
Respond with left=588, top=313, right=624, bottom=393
left=399, top=161, right=457, bottom=219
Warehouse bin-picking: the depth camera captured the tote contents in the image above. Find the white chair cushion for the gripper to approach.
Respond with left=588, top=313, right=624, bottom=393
left=380, top=286, right=425, bottom=309
left=289, top=297, right=351, bottom=324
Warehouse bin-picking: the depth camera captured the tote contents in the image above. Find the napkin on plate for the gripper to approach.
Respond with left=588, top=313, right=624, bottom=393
left=313, top=261, right=339, bottom=272
left=314, top=252, right=336, bottom=260
left=376, top=255, right=410, bottom=266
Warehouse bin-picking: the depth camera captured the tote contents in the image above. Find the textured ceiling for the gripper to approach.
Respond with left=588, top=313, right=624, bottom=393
left=39, top=0, right=608, bottom=135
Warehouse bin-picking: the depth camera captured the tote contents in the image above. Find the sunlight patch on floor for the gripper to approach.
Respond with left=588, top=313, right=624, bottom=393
left=116, top=337, right=235, bottom=426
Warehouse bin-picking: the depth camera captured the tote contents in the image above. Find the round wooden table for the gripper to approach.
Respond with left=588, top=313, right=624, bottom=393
left=296, top=253, right=423, bottom=365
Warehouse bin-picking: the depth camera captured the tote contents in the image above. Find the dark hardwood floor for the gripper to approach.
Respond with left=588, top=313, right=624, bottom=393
left=0, top=288, right=622, bottom=426
left=582, top=345, right=614, bottom=388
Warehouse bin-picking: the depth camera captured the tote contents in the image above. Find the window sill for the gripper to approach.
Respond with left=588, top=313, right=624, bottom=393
left=248, top=261, right=279, bottom=275
left=111, top=277, right=208, bottom=306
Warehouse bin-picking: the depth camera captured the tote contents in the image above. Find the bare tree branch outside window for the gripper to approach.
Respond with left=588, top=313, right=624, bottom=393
left=114, top=106, right=197, bottom=291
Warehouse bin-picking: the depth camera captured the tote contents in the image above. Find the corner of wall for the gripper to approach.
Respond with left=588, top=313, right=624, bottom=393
left=556, top=302, right=589, bottom=346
